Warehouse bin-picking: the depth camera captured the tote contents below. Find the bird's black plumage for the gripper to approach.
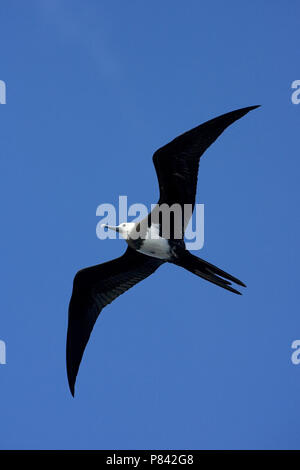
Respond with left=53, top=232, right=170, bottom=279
left=67, top=248, right=163, bottom=396
left=67, top=105, right=260, bottom=395
left=152, top=105, right=260, bottom=231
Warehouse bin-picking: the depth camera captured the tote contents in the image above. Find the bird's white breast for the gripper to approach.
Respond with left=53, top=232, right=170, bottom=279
left=136, top=224, right=171, bottom=260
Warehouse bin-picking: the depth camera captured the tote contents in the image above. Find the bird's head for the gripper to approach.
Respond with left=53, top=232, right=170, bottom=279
left=101, top=222, right=136, bottom=240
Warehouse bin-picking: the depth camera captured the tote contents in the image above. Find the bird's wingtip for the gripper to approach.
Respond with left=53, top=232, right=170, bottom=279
left=70, top=385, right=75, bottom=397
left=67, top=374, right=75, bottom=397
left=239, top=104, right=261, bottom=113
left=230, top=104, right=261, bottom=120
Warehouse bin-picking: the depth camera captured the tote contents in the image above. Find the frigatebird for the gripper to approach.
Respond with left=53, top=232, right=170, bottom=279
left=67, top=105, right=260, bottom=396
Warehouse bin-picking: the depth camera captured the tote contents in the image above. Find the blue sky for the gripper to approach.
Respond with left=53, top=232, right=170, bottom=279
left=1, top=0, right=300, bottom=450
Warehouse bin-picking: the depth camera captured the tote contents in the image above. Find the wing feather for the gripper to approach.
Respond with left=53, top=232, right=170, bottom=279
left=153, top=105, right=260, bottom=214
left=66, top=248, right=164, bottom=395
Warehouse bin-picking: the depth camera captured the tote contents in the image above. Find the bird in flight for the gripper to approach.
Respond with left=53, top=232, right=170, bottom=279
left=67, top=105, right=260, bottom=396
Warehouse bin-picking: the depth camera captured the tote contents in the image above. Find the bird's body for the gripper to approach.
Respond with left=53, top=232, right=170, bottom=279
left=67, top=105, right=260, bottom=396
left=134, top=224, right=172, bottom=260
left=119, top=222, right=179, bottom=260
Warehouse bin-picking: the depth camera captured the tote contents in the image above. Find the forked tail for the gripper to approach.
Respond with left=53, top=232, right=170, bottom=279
left=173, top=251, right=246, bottom=295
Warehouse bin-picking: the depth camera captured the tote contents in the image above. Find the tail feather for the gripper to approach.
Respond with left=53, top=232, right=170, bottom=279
left=200, top=258, right=246, bottom=287
left=174, top=251, right=245, bottom=295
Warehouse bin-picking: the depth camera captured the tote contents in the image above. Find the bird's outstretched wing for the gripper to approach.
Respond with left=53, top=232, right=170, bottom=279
left=67, top=247, right=164, bottom=396
left=152, top=105, right=260, bottom=231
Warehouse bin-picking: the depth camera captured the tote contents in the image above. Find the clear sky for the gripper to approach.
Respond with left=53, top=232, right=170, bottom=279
left=1, top=0, right=300, bottom=450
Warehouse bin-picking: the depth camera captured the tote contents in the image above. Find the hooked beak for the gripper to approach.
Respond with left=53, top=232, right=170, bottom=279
left=101, top=224, right=119, bottom=232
